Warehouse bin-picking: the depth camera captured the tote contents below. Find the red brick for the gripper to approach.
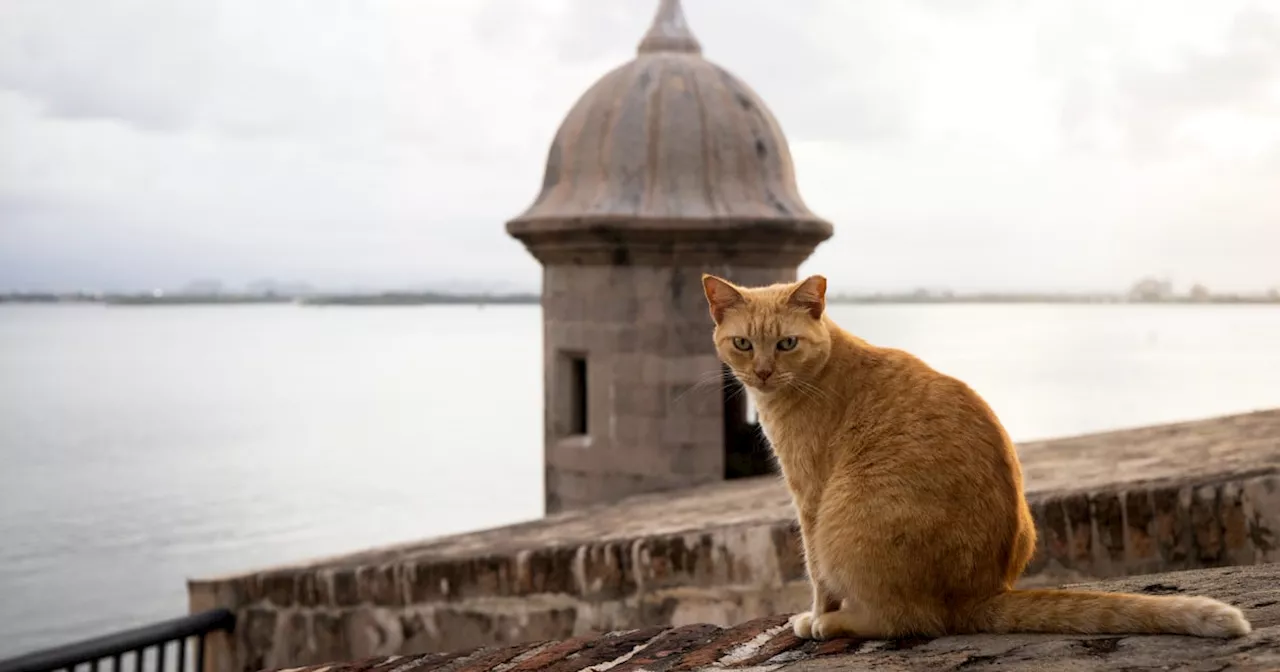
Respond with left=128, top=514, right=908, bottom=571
left=488, top=635, right=591, bottom=672
left=270, top=653, right=423, bottom=672
left=415, top=648, right=497, bottom=672
left=668, top=615, right=790, bottom=671
left=809, top=638, right=864, bottom=657
left=337, top=655, right=396, bottom=672
left=512, top=628, right=667, bottom=672
left=367, top=655, right=442, bottom=672
left=609, top=624, right=722, bottom=671
left=448, top=642, right=548, bottom=672
left=724, top=627, right=804, bottom=667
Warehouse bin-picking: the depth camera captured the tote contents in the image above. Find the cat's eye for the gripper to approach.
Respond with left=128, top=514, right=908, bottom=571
left=777, top=336, right=799, bottom=351
left=732, top=337, right=753, bottom=351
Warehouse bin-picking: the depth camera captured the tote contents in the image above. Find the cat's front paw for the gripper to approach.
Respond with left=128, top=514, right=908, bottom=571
left=791, top=611, right=816, bottom=639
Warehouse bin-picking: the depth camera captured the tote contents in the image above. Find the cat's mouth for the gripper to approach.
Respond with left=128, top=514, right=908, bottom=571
left=745, top=377, right=782, bottom=394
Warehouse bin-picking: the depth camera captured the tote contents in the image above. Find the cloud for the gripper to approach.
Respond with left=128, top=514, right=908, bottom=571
left=1123, top=6, right=1280, bottom=113
left=477, top=0, right=913, bottom=144
left=1035, top=1, right=1280, bottom=159
left=0, top=0, right=219, bottom=132
left=0, top=0, right=1278, bottom=294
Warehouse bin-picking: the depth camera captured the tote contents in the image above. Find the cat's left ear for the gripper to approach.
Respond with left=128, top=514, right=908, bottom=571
left=788, top=275, right=827, bottom=319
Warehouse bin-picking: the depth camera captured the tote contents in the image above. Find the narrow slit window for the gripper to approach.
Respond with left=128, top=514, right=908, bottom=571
left=567, top=354, right=588, bottom=436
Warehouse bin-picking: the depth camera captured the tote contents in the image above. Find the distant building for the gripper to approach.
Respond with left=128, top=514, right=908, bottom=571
left=1129, top=276, right=1174, bottom=302
left=245, top=279, right=315, bottom=297
left=506, top=0, right=833, bottom=513
left=181, top=279, right=224, bottom=295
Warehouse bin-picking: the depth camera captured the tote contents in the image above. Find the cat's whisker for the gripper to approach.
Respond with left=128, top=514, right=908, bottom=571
left=688, top=367, right=734, bottom=387
left=788, top=377, right=832, bottom=406
left=783, top=378, right=808, bottom=400
left=789, top=375, right=826, bottom=397
left=723, top=383, right=748, bottom=404
left=785, top=378, right=823, bottom=406
left=669, top=368, right=744, bottom=406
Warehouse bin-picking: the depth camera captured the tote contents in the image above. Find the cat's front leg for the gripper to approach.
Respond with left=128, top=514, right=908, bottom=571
left=791, top=510, right=840, bottom=639
left=791, top=580, right=841, bottom=639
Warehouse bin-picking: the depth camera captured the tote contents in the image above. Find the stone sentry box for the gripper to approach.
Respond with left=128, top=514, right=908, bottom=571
left=505, top=0, right=834, bottom=514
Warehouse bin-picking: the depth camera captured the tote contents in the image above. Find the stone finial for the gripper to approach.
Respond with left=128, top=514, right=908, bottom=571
left=637, top=0, right=702, bottom=55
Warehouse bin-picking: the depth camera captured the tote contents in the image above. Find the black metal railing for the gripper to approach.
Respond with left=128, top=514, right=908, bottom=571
left=0, top=609, right=236, bottom=672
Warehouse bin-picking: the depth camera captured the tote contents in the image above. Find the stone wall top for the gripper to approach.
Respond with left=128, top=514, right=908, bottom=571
left=190, top=409, right=1280, bottom=670
left=196, top=408, right=1280, bottom=579
left=264, top=563, right=1280, bottom=672
left=1017, top=408, right=1280, bottom=494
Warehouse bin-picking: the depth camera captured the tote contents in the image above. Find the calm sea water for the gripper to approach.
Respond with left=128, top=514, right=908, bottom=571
left=1, top=303, right=1279, bottom=657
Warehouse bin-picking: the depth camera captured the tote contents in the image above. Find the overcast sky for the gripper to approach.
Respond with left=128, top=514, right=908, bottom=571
left=1, top=0, right=1277, bottom=293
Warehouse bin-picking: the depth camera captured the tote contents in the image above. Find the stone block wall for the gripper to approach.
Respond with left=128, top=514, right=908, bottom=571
left=1019, top=470, right=1278, bottom=584
left=189, top=409, right=1280, bottom=672
left=258, top=564, right=1280, bottom=672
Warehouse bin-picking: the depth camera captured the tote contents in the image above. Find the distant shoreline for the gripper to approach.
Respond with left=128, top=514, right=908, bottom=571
left=2, top=292, right=1278, bottom=306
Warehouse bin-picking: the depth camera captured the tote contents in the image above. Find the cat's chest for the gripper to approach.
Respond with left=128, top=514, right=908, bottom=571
left=756, top=404, right=829, bottom=479
left=757, top=396, right=830, bottom=441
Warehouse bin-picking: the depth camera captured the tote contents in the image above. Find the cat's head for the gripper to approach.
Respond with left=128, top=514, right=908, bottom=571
left=701, top=274, right=833, bottom=396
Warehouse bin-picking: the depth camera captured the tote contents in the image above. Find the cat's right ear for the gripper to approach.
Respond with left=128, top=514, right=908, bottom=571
left=702, top=274, right=744, bottom=324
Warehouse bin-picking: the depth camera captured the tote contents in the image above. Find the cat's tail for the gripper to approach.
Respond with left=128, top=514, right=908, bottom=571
left=965, top=589, right=1251, bottom=638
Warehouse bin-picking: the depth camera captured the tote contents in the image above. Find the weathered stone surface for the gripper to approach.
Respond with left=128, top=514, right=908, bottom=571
left=264, top=564, right=1280, bottom=672
left=189, top=408, right=1280, bottom=672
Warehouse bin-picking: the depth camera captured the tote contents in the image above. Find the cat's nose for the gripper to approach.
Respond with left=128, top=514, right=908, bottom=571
left=756, top=369, right=772, bottom=382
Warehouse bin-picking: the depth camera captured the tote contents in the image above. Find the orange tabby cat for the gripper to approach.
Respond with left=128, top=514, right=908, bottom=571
left=701, top=273, right=1251, bottom=640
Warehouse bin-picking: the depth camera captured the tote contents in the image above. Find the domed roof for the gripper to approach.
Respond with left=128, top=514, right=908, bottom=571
left=507, top=0, right=832, bottom=264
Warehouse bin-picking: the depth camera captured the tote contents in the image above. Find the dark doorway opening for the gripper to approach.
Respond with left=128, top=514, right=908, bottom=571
left=723, top=365, right=775, bottom=479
